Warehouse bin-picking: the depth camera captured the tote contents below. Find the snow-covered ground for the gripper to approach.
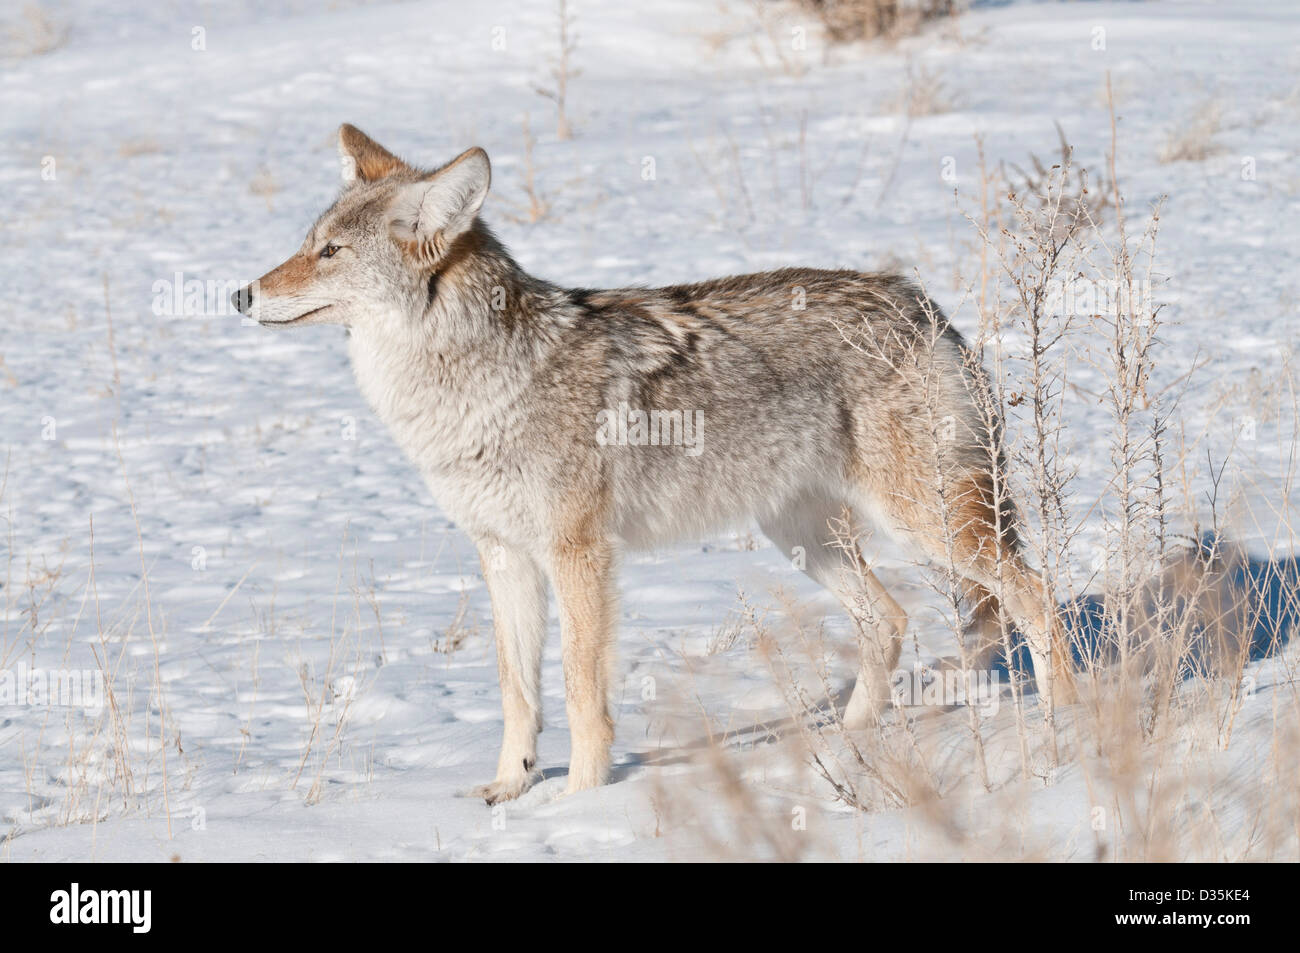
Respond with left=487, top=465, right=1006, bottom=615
left=2, top=0, right=1298, bottom=861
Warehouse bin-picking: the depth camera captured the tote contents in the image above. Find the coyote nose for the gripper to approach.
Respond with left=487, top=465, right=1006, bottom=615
left=231, top=284, right=255, bottom=315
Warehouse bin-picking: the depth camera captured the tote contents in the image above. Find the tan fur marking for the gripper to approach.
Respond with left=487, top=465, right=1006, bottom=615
left=257, top=253, right=316, bottom=295
left=550, top=495, right=616, bottom=793
left=340, top=123, right=410, bottom=182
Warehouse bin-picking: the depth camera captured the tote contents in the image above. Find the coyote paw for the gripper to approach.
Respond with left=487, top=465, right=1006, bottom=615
left=467, top=775, right=533, bottom=806
left=467, top=774, right=527, bottom=800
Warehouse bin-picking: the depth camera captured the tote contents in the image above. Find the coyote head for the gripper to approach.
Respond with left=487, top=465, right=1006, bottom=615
left=233, top=124, right=491, bottom=328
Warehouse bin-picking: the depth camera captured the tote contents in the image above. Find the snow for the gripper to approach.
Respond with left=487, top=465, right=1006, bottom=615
left=2, top=0, right=1298, bottom=861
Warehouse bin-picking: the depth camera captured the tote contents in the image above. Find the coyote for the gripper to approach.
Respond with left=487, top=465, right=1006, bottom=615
left=235, top=125, right=1072, bottom=804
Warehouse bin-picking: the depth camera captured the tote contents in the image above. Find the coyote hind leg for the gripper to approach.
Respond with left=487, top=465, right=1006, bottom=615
left=863, top=465, right=1075, bottom=712
left=759, top=497, right=907, bottom=729
left=995, top=563, right=1076, bottom=708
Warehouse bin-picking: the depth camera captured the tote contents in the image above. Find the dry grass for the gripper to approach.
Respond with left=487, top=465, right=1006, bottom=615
left=497, top=115, right=555, bottom=225
left=1159, top=99, right=1224, bottom=163
left=533, top=0, right=580, bottom=141
left=0, top=480, right=408, bottom=846
left=430, top=588, right=478, bottom=655
left=1001, top=120, right=1112, bottom=238
left=706, top=588, right=766, bottom=655
left=249, top=166, right=278, bottom=211
left=5, top=4, right=68, bottom=58
left=117, top=138, right=162, bottom=159
left=743, top=0, right=811, bottom=77
left=646, top=74, right=1300, bottom=861
left=795, top=0, right=962, bottom=44
left=888, top=59, right=952, bottom=117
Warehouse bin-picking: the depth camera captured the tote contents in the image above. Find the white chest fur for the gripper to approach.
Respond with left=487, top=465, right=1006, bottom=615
left=347, top=323, right=542, bottom=548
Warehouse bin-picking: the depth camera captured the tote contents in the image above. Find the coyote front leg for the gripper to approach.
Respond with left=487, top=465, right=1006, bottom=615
left=551, top=535, right=616, bottom=795
left=469, top=540, right=547, bottom=805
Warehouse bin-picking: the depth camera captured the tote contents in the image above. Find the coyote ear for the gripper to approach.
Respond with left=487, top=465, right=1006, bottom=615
left=388, top=147, right=490, bottom=258
left=338, top=123, right=409, bottom=185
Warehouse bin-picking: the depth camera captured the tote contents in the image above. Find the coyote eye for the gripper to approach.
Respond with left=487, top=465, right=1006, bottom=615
left=320, top=243, right=340, bottom=259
